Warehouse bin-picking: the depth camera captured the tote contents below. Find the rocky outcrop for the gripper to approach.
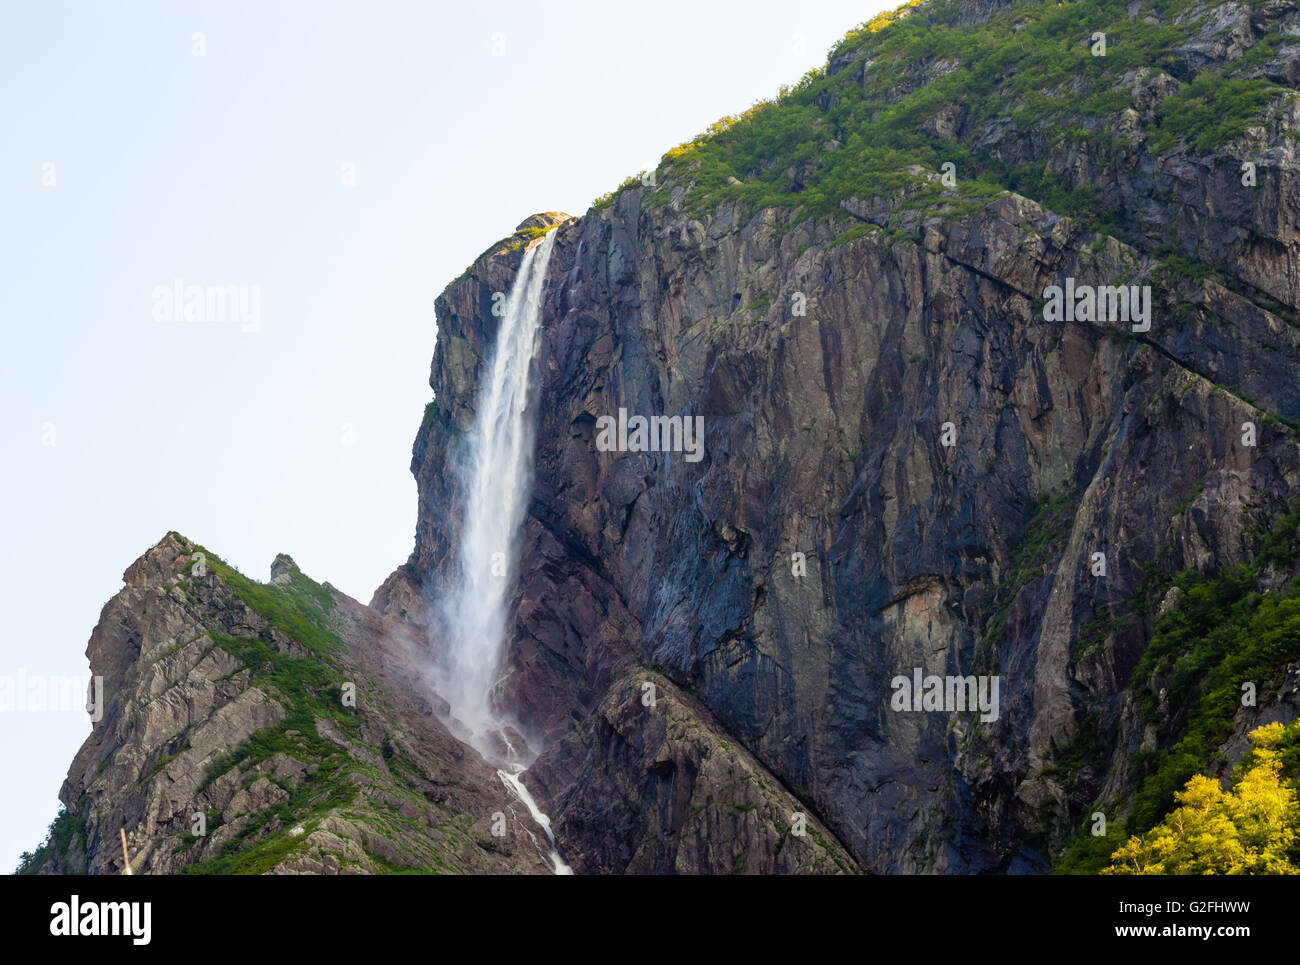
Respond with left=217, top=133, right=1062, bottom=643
left=32, top=533, right=553, bottom=875
left=526, top=670, right=857, bottom=873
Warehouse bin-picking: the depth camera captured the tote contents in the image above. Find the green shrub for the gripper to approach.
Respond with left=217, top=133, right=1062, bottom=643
left=15, top=805, right=85, bottom=874
left=612, top=0, right=1288, bottom=234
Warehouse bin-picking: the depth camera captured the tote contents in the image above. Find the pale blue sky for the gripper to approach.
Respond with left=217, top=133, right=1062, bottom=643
left=0, top=0, right=891, bottom=871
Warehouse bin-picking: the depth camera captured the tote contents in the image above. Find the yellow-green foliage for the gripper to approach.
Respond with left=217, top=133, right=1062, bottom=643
left=594, top=0, right=1291, bottom=221
left=1104, top=722, right=1300, bottom=874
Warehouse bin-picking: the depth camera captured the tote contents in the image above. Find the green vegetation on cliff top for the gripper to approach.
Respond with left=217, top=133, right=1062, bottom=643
left=597, top=0, right=1290, bottom=226
left=193, top=541, right=342, bottom=658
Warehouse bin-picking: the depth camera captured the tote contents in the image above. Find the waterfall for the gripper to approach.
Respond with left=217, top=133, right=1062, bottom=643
left=433, top=227, right=571, bottom=873
left=498, top=765, right=573, bottom=875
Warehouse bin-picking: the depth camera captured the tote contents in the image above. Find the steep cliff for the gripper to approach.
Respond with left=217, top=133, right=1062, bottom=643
left=385, top=0, right=1300, bottom=873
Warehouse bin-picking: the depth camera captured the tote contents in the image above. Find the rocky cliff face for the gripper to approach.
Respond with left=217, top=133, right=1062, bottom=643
left=386, top=0, right=1300, bottom=873
left=29, top=0, right=1300, bottom=875
left=29, top=534, right=553, bottom=874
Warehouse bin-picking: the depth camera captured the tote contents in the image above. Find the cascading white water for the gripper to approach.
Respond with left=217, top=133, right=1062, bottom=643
left=439, top=229, right=556, bottom=748
left=498, top=766, right=573, bottom=875
left=433, top=228, right=571, bottom=873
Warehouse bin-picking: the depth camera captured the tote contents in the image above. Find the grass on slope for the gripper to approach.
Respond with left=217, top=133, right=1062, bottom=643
left=597, top=0, right=1290, bottom=225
